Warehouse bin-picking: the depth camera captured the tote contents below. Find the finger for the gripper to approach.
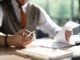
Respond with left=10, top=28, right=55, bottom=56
left=26, top=31, right=34, bottom=38
left=22, top=33, right=33, bottom=42
left=21, top=33, right=34, bottom=47
left=18, top=29, right=30, bottom=36
left=21, top=31, right=34, bottom=43
left=23, top=29, right=30, bottom=34
left=22, top=35, right=33, bottom=46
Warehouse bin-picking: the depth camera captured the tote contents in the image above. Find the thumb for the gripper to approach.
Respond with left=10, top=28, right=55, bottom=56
left=17, top=29, right=30, bottom=35
left=65, top=30, right=72, bottom=42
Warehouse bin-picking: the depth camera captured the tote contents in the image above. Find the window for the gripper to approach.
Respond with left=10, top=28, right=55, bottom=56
left=30, top=0, right=79, bottom=26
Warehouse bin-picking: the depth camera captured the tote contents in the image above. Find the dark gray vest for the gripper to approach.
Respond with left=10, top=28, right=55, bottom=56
left=0, top=2, right=40, bottom=34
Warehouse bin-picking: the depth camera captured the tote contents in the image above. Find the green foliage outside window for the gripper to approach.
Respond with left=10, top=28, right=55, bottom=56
left=31, top=0, right=78, bottom=26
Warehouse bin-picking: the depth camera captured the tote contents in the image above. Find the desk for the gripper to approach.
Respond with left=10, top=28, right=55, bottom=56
left=0, top=47, right=32, bottom=60
left=16, top=46, right=72, bottom=60
left=0, top=38, right=73, bottom=60
left=15, top=38, right=72, bottom=60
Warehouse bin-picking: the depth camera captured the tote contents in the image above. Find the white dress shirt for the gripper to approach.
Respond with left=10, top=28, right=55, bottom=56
left=0, top=0, right=61, bottom=38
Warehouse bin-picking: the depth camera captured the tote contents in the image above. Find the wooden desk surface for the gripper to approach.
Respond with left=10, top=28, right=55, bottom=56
left=0, top=47, right=32, bottom=60
left=0, top=38, right=79, bottom=60
left=0, top=45, right=72, bottom=60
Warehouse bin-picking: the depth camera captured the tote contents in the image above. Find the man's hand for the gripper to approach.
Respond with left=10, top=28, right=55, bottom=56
left=65, top=30, right=72, bottom=42
left=7, top=29, right=34, bottom=47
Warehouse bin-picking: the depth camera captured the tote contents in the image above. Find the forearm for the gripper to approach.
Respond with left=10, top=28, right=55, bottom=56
left=0, top=35, right=5, bottom=46
left=7, top=35, right=14, bottom=47
left=0, top=32, right=14, bottom=46
left=38, top=8, right=62, bottom=38
left=0, top=29, right=33, bottom=47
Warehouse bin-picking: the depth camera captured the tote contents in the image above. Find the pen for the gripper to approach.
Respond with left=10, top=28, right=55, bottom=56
left=26, top=31, right=34, bottom=38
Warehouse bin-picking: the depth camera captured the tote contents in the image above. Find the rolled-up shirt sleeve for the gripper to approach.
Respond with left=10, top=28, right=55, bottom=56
left=38, top=6, right=62, bottom=38
left=0, top=6, right=3, bottom=27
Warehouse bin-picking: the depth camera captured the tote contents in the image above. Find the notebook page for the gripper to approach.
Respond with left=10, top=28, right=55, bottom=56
left=16, top=47, right=72, bottom=60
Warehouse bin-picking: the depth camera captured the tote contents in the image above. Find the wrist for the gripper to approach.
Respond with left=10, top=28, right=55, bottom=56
left=7, top=35, right=14, bottom=47
left=0, top=36, right=5, bottom=46
left=5, top=34, right=9, bottom=47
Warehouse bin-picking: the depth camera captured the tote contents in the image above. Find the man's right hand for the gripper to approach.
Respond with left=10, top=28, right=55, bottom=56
left=7, top=29, right=34, bottom=48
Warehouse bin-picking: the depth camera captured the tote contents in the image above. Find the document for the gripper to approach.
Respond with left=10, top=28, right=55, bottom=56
left=52, top=21, right=80, bottom=48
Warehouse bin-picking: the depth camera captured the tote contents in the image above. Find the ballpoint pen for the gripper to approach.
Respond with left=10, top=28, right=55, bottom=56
left=26, top=31, right=34, bottom=38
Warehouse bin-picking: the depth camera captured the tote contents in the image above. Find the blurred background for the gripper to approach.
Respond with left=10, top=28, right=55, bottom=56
left=0, top=0, right=79, bottom=27
left=31, top=0, right=80, bottom=26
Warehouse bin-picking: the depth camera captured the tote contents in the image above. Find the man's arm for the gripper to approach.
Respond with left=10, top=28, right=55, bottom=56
left=36, top=5, right=62, bottom=38
left=0, top=33, right=6, bottom=46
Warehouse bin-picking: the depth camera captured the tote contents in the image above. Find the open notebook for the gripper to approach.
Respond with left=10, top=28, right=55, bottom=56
left=16, top=46, right=72, bottom=60
left=16, top=38, right=72, bottom=60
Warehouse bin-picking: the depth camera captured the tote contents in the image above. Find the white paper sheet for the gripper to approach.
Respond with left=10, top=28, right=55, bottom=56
left=52, top=21, right=80, bottom=48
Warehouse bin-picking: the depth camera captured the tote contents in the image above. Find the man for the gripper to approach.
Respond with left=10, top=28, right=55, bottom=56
left=0, top=0, right=34, bottom=47
left=0, top=0, right=71, bottom=48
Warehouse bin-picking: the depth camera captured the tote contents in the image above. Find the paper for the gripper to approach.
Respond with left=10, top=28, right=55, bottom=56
left=69, top=35, right=80, bottom=45
left=52, top=21, right=80, bottom=48
left=52, top=27, right=71, bottom=48
left=29, top=38, right=53, bottom=48
left=16, top=47, right=72, bottom=60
